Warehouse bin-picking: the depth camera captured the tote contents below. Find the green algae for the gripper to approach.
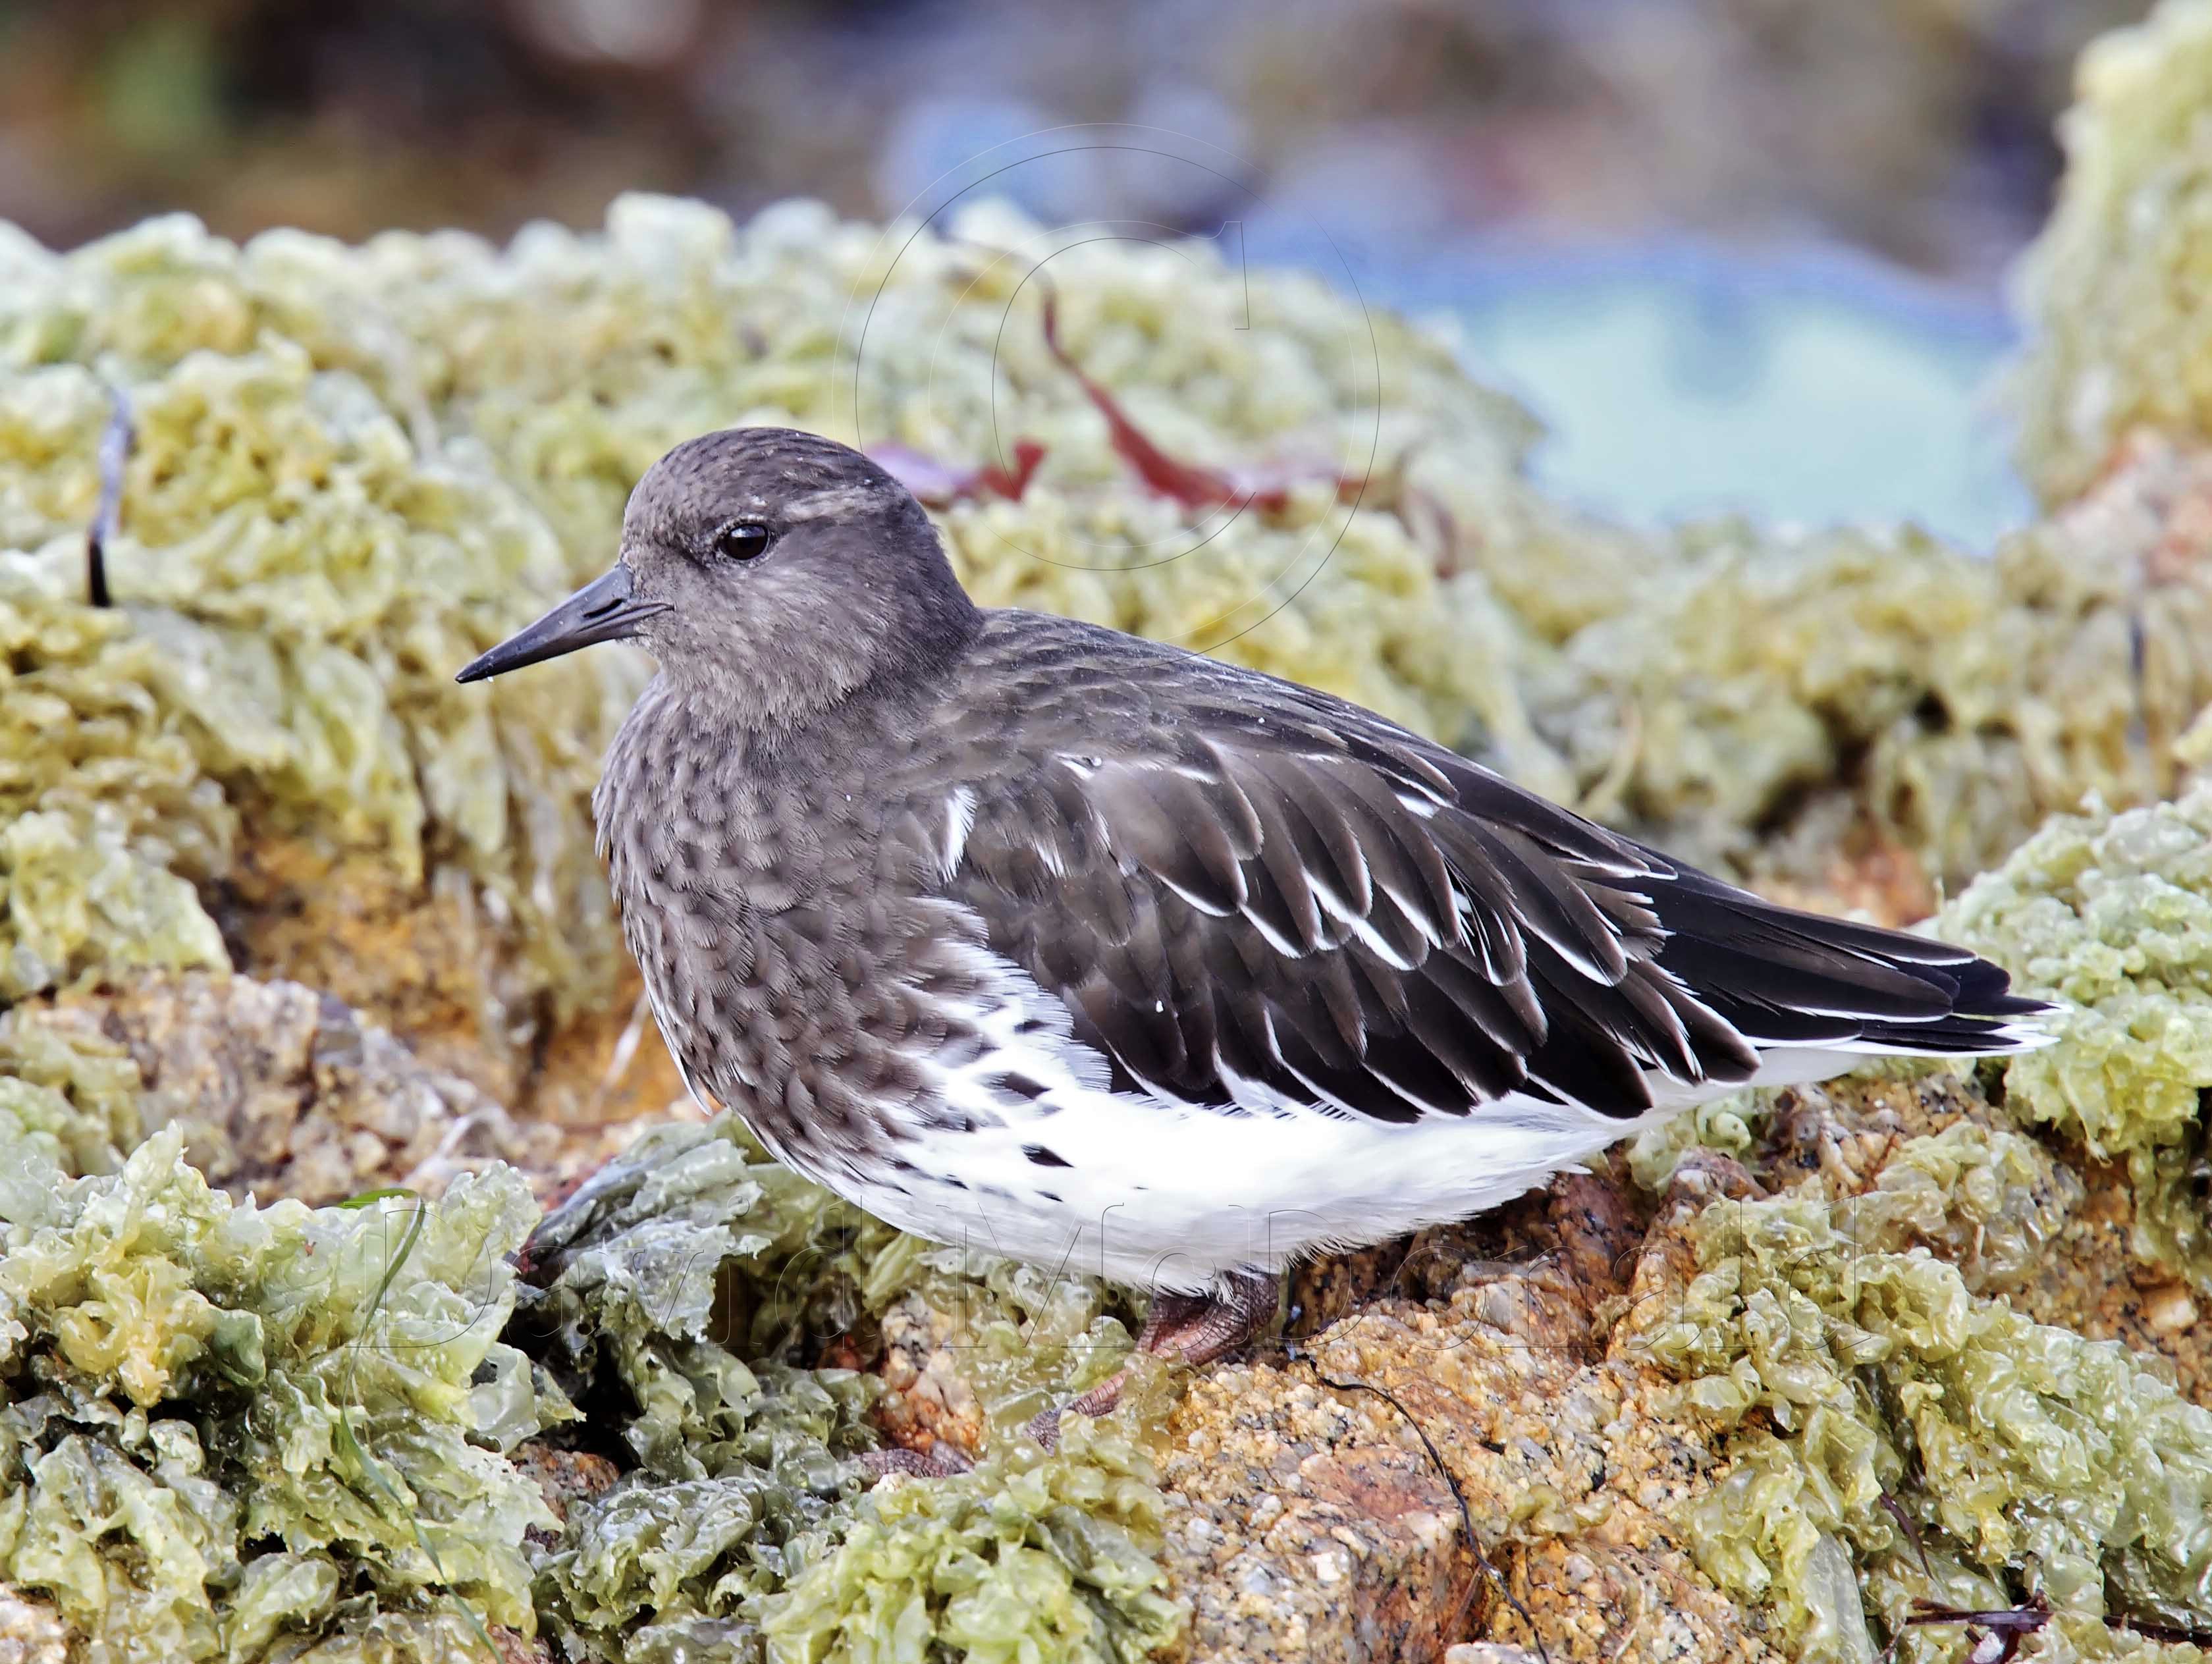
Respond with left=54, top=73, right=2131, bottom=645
left=1530, top=498, right=2212, bottom=892
left=0, top=1000, right=144, bottom=1187
left=1631, top=1164, right=2212, bottom=1663
left=1631, top=1079, right=2084, bottom=1297
left=2007, top=1619, right=2212, bottom=1664
left=0, top=340, right=637, bottom=1033
left=0, top=555, right=232, bottom=1001
left=1537, top=520, right=2008, bottom=872
left=759, top=1428, right=1182, bottom=1664
left=520, top=1114, right=1183, bottom=1664
left=1625, top=1088, right=1766, bottom=1194
left=0, top=1127, right=558, bottom=1662
left=1942, top=780, right=2212, bottom=1291
left=1845, top=1119, right=2085, bottom=1296
left=2009, top=0, right=2212, bottom=504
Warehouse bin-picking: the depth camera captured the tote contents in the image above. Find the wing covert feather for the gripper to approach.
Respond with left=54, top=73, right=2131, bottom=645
left=932, top=623, right=2040, bottom=1123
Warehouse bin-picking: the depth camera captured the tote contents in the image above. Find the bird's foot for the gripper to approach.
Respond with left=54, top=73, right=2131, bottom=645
left=858, top=1443, right=975, bottom=1481
left=1027, top=1268, right=1280, bottom=1450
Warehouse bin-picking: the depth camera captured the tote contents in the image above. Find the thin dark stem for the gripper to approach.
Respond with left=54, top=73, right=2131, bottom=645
left=1880, top=1494, right=1933, bottom=1580
left=87, top=387, right=134, bottom=608
left=1289, top=1343, right=1550, bottom=1664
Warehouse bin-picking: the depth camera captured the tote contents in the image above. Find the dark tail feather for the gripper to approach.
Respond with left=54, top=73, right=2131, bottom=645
left=1650, top=871, right=2054, bottom=1058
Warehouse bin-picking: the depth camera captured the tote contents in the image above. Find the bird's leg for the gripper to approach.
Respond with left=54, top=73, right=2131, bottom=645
left=1028, top=1269, right=1280, bottom=1449
left=1139, top=1270, right=1283, bottom=1363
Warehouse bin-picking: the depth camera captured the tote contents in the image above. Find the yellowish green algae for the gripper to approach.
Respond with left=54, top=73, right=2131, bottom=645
left=2009, top=0, right=2212, bottom=504
left=0, top=1001, right=142, bottom=1182
left=1630, top=1144, right=2212, bottom=1664
left=0, top=558, right=231, bottom=1001
left=0, top=329, right=636, bottom=1033
left=0, top=1127, right=558, bottom=1663
left=761, top=1430, right=1181, bottom=1664
left=1607, top=768, right=2212, bottom=1655
left=1610, top=761, right=2212, bottom=1661
left=1532, top=495, right=2212, bottom=890
left=1942, top=782, right=2212, bottom=1300
left=1841, top=1119, right=2085, bottom=1295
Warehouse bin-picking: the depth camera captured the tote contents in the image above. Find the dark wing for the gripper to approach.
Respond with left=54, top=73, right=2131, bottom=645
left=944, top=644, right=2044, bottom=1125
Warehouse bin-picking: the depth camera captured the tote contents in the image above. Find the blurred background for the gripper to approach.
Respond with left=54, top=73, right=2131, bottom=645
left=0, top=0, right=2153, bottom=543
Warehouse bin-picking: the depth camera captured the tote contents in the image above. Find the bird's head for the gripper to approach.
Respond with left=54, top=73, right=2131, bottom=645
left=456, top=427, right=978, bottom=725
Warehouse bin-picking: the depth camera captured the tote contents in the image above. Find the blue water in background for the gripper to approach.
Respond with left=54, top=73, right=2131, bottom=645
left=1386, top=241, right=2034, bottom=551
left=1235, top=213, right=2034, bottom=551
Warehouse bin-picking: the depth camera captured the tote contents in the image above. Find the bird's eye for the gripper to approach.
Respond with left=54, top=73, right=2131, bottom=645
left=713, top=522, right=774, bottom=562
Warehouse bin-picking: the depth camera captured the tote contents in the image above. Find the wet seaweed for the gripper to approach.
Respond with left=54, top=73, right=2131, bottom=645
left=1631, top=1169, right=2212, bottom=1663
left=516, top=1113, right=1184, bottom=1664
left=1943, top=780, right=2212, bottom=1293
left=0, top=1126, right=558, bottom=1662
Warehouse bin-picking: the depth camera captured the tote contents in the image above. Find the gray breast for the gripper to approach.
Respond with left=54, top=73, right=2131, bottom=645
left=593, top=680, right=996, bottom=1171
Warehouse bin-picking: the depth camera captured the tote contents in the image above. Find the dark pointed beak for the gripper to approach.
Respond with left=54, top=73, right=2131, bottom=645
left=456, top=565, right=666, bottom=684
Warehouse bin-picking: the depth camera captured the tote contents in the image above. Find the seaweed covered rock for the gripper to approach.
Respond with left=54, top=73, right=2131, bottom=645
left=0, top=324, right=638, bottom=1094
left=0, top=996, right=144, bottom=1182
left=1629, top=1174, right=2212, bottom=1660
left=2010, top=0, right=2212, bottom=503
left=0, top=1089, right=1189, bottom=1663
left=1534, top=436, right=2212, bottom=892
left=0, top=1127, right=560, bottom=1663
left=13, top=9, right=2212, bottom=1648
left=516, top=1114, right=1182, bottom=1664
left=1159, top=1061, right=2212, bottom=1663
left=1158, top=1170, right=1777, bottom=1664
left=1943, top=779, right=2212, bottom=1297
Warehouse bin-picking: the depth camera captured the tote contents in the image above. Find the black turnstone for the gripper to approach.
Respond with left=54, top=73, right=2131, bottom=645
left=458, top=427, right=2050, bottom=1413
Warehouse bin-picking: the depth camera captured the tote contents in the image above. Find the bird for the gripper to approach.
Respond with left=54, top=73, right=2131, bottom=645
left=458, top=425, right=2050, bottom=1436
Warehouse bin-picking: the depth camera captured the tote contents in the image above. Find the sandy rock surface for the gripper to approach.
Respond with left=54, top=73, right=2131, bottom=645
left=3, top=969, right=661, bottom=1204
left=1121, top=1062, right=2212, bottom=1659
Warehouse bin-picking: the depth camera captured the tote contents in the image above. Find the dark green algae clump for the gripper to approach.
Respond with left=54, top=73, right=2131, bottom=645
left=520, top=1114, right=1182, bottom=1664
left=0, top=1102, right=1185, bottom=1663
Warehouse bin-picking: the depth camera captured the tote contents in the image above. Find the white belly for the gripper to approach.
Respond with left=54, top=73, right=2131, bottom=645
left=834, top=1098, right=1646, bottom=1291
left=794, top=1045, right=1863, bottom=1293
